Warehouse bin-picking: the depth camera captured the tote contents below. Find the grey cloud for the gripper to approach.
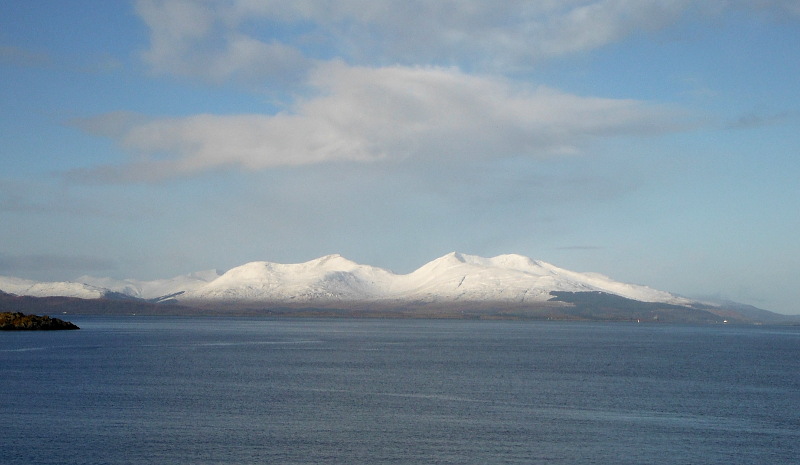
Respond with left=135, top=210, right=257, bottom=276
left=0, top=178, right=149, bottom=217
left=0, top=45, right=51, bottom=67
left=67, top=111, right=152, bottom=139
left=0, top=253, right=116, bottom=274
left=133, top=0, right=703, bottom=83
left=531, top=0, right=692, bottom=57
left=726, top=111, right=796, bottom=129
left=136, top=0, right=314, bottom=87
left=134, top=0, right=800, bottom=87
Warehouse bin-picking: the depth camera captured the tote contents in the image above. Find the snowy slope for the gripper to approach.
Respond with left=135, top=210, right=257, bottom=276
left=181, top=254, right=396, bottom=302
left=0, top=275, right=115, bottom=299
left=386, top=252, right=691, bottom=305
left=78, top=269, right=221, bottom=300
left=0, top=252, right=693, bottom=307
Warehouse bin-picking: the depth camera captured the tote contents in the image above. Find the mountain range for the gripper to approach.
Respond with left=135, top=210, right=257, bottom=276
left=0, top=252, right=793, bottom=323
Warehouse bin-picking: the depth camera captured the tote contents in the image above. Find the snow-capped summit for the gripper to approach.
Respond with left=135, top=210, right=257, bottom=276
left=181, top=255, right=397, bottom=303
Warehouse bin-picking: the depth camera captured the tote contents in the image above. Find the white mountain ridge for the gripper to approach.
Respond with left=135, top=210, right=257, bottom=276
left=0, top=275, right=112, bottom=300
left=75, top=269, right=222, bottom=301
left=1, top=252, right=694, bottom=307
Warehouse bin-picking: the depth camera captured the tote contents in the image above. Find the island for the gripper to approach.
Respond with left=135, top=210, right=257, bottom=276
left=0, top=312, right=80, bottom=330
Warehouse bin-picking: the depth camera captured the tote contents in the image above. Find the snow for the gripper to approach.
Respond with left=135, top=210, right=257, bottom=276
left=0, top=275, right=111, bottom=299
left=182, top=255, right=397, bottom=302
left=382, top=252, right=691, bottom=305
left=78, top=270, right=221, bottom=300
left=0, top=252, right=693, bottom=306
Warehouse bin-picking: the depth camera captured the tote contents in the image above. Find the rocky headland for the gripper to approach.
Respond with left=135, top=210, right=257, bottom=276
left=0, top=312, right=80, bottom=330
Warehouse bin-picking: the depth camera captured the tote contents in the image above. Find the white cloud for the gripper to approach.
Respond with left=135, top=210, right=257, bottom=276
left=533, top=0, right=692, bottom=57
left=136, top=0, right=314, bottom=85
left=134, top=0, right=703, bottom=84
left=70, top=63, right=685, bottom=181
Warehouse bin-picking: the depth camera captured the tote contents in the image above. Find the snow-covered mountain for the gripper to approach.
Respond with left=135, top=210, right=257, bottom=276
left=0, top=275, right=119, bottom=300
left=1, top=252, right=692, bottom=307
left=77, top=269, right=221, bottom=301
left=377, top=252, right=693, bottom=306
left=180, top=255, right=396, bottom=303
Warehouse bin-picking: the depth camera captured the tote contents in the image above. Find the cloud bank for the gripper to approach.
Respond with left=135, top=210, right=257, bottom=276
left=71, top=63, right=684, bottom=181
left=133, top=0, right=700, bottom=82
left=135, top=0, right=800, bottom=84
left=0, top=253, right=115, bottom=274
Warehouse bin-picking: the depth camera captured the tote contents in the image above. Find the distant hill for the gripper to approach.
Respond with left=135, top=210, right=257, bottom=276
left=1, top=253, right=795, bottom=324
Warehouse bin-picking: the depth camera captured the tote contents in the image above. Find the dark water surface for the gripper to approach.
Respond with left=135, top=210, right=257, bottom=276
left=2, top=317, right=799, bottom=464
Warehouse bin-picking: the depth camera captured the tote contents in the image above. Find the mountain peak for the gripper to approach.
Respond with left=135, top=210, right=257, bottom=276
left=427, top=252, right=545, bottom=272
left=304, top=254, right=358, bottom=269
left=441, top=251, right=467, bottom=263
left=0, top=275, right=114, bottom=299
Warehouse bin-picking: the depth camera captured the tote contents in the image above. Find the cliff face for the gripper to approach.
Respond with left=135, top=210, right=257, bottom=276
left=0, top=312, right=79, bottom=330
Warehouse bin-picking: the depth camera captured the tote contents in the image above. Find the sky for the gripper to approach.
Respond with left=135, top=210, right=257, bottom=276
left=1, top=0, right=799, bottom=314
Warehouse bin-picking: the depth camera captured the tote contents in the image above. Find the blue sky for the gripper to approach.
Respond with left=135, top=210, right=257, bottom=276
left=1, top=0, right=799, bottom=314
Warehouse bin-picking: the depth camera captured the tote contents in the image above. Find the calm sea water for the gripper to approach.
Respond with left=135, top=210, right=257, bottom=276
left=2, top=316, right=799, bottom=464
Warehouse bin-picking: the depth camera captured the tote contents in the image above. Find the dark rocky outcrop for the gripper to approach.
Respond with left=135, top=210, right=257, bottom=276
left=0, top=312, right=79, bottom=330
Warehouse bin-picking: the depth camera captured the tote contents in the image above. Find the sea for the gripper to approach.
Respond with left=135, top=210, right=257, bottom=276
left=2, top=316, right=799, bottom=465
